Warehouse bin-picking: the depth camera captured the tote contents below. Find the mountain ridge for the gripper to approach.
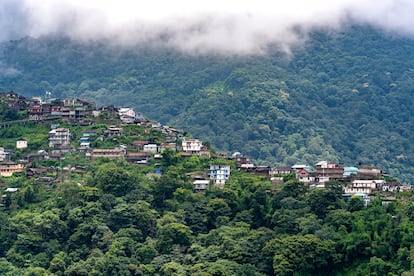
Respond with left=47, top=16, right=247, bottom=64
left=1, top=26, right=414, bottom=182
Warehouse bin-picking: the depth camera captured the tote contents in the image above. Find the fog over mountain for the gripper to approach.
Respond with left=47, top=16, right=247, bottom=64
left=1, top=0, right=414, bottom=54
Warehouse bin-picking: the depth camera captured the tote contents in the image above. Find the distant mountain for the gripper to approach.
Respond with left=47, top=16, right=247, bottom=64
left=1, top=26, right=414, bottom=182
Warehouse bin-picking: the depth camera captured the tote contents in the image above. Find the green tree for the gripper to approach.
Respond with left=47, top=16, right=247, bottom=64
left=307, top=188, right=343, bottom=218
left=263, top=234, right=339, bottom=275
left=94, top=161, right=137, bottom=196
left=348, top=196, right=365, bottom=212
left=156, top=222, right=192, bottom=253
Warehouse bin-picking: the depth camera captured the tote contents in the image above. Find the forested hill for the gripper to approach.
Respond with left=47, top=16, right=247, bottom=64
left=1, top=26, right=414, bottom=182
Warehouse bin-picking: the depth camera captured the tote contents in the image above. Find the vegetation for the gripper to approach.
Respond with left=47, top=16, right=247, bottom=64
left=0, top=120, right=413, bottom=275
left=1, top=26, right=414, bottom=183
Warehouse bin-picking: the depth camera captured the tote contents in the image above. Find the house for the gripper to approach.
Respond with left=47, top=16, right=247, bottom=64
left=235, top=155, right=252, bottom=168
left=199, top=150, right=211, bottom=158
left=0, top=147, right=7, bottom=161
left=64, top=98, right=76, bottom=106
left=193, top=180, right=210, bottom=192
left=49, top=128, right=71, bottom=148
left=79, top=142, right=90, bottom=149
left=105, top=126, right=123, bottom=137
left=125, top=152, right=151, bottom=164
left=51, top=106, right=62, bottom=115
left=119, top=108, right=136, bottom=124
left=16, top=138, right=28, bottom=149
left=239, top=164, right=271, bottom=175
left=314, top=161, right=344, bottom=183
left=209, top=165, right=231, bottom=187
left=343, top=167, right=358, bottom=178
left=26, top=150, right=49, bottom=162
left=272, top=166, right=293, bottom=176
left=292, top=164, right=310, bottom=170
left=78, top=136, right=90, bottom=149
left=344, top=179, right=385, bottom=195
left=381, top=181, right=400, bottom=192
left=0, top=161, right=25, bottom=177
left=356, top=165, right=382, bottom=180
left=82, top=129, right=98, bottom=137
left=41, top=103, right=51, bottom=115
left=26, top=168, right=49, bottom=178
left=182, top=138, right=203, bottom=154
left=297, top=167, right=315, bottom=184
left=1, top=91, right=29, bottom=111
left=86, top=148, right=126, bottom=160
left=143, top=144, right=158, bottom=153
left=131, top=140, right=149, bottom=150
left=28, top=99, right=42, bottom=120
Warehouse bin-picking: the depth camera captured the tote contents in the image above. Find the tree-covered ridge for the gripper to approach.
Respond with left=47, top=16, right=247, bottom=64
left=1, top=26, right=414, bottom=182
left=0, top=112, right=413, bottom=275
left=0, top=118, right=414, bottom=275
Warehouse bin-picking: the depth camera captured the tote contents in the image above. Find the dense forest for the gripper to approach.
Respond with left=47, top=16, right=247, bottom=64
left=1, top=26, right=414, bottom=183
left=0, top=119, right=414, bottom=275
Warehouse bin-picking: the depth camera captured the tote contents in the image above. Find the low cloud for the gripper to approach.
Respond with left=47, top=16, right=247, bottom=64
left=1, top=0, right=414, bottom=54
left=0, top=62, right=21, bottom=77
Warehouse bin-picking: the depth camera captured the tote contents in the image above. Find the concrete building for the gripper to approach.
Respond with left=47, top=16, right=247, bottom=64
left=193, top=180, right=210, bottom=192
left=209, top=164, right=231, bottom=186
left=344, top=179, right=385, bottom=195
left=16, top=138, right=28, bottom=149
left=0, top=161, right=25, bottom=177
left=49, top=128, right=71, bottom=148
left=182, top=138, right=203, bottom=153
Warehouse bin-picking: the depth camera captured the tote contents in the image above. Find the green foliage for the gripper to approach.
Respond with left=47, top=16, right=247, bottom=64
left=92, top=160, right=138, bottom=197
left=3, top=27, right=414, bottom=182
left=0, top=74, right=413, bottom=274
left=264, top=234, right=339, bottom=275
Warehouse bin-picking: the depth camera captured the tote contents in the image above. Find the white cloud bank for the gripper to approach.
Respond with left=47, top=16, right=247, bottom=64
left=1, top=0, right=414, bottom=54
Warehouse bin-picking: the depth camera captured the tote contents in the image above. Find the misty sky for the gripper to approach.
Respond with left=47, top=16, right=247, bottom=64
left=1, top=0, right=414, bottom=54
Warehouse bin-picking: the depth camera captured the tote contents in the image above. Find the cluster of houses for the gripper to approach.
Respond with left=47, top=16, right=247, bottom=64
left=0, top=91, right=411, bottom=203
left=268, top=160, right=411, bottom=204
left=1, top=91, right=95, bottom=121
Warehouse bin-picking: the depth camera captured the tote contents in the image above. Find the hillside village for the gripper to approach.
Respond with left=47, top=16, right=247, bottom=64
left=0, top=91, right=411, bottom=207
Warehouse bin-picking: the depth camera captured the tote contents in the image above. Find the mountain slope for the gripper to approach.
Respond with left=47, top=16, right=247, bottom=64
left=1, top=26, right=414, bottom=182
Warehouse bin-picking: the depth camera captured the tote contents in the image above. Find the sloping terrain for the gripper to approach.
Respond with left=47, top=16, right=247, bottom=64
left=1, top=26, right=414, bottom=182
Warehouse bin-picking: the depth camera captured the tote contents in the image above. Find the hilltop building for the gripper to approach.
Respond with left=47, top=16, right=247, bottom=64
left=209, top=164, right=231, bottom=187
left=182, top=138, right=203, bottom=154
left=344, top=180, right=385, bottom=195
left=16, top=138, right=28, bottom=149
left=0, top=161, right=25, bottom=177
left=49, top=128, right=71, bottom=148
left=314, top=161, right=344, bottom=183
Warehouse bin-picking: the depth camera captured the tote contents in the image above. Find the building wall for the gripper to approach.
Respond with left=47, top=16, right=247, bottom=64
left=209, top=165, right=231, bottom=185
left=16, top=140, right=28, bottom=149
left=0, top=163, right=24, bottom=177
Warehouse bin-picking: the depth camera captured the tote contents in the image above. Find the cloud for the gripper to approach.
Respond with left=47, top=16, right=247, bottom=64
left=1, top=0, right=414, bottom=54
left=0, top=62, right=21, bottom=77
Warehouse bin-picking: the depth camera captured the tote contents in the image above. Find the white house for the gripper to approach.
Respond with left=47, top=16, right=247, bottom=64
left=143, top=144, right=158, bottom=153
left=16, top=138, right=28, bottom=149
left=209, top=165, right=231, bottom=186
left=119, top=108, right=136, bottom=124
left=49, top=128, right=71, bottom=148
left=182, top=138, right=203, bottom=153
left=0, top=147, right=7, bottom=161
left=193, top=180, right=210, bottom=192
left=344, top=180, right=385, bottom=195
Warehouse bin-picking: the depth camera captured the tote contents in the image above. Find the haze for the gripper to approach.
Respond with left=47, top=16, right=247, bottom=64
left=1, top=0, right=414, bottom=54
